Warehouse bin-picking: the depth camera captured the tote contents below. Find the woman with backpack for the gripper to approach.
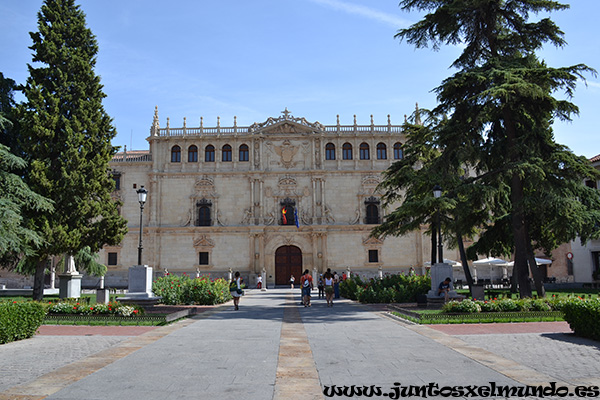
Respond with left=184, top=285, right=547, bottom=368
left=300, top=269, right=313, bottom=307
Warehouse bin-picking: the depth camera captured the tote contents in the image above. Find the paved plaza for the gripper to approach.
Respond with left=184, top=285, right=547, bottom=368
left=1, top=289, right=599, bottom=400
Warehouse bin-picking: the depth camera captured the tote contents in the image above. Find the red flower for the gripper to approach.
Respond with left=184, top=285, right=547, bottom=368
left=133, top=310, right=138, bottom=314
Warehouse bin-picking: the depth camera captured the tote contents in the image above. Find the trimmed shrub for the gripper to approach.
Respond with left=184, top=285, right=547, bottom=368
left=340, top=273, right=430, bottom=304
left=562, top=298, right=600, bottom=341
left=0, top=301, right=47, bottom=344
left=152, top=273, right=232, bottom=305
left=47, top=301, right=144, bottom=316
left=443, top=299, right=482, bottom=313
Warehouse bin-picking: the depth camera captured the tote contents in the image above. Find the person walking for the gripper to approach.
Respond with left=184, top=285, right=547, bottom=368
left=333, top=271, right=340, bottom=299
left=256, top=274, right=262, bottom=289
left=290, top=275, right=295, bottom=289
left=324, top=270, right=334, bottom=307
left=230, top=271, right=243, bottom=310
left=300, top=269, right=313, bottom=307
left=317, top=274, right=324, bottom=299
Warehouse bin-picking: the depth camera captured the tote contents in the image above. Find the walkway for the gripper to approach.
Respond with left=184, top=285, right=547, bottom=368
left=1, top=289, right=599, bottom=400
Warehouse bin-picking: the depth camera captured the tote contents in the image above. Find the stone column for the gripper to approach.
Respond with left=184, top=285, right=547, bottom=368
left=59, top=255, right=82, bottom=299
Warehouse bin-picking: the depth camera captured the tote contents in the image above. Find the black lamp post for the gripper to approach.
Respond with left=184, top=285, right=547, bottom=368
left=433, top=185, right=443, bottom=264
left=136, top=186, right=148, bottom=266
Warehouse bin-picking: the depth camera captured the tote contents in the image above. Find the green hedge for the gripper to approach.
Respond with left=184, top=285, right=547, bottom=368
left=340, top=273, right=431, bottom=303
left=562, top=298, right=600, bottom=341
left=442, top=298, right=563, bottom=313
left=152, top=273, right=232, bottom=305
left=0, top=301, right=47, bottom=344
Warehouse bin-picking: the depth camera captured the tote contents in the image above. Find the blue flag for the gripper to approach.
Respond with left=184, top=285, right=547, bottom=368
left=294, top=208, right=300, bottom=228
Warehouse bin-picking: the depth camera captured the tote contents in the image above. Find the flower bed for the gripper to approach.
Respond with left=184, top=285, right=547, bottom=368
left=341, top=273, right=430, bottom=303
left=152, top=273, right=232, bottom=305
left=47, top=301, right=144, bottom=316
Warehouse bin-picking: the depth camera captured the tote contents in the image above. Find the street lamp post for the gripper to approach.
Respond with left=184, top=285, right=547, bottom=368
left=136, top=186, right=148, bottom=266
left=433, top=185, right=443, bottom=264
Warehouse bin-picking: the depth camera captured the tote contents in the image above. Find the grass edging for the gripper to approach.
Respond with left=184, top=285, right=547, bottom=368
left=42, top=308, right=195, bottom=326
left=389, top=306, right=564, bottom=324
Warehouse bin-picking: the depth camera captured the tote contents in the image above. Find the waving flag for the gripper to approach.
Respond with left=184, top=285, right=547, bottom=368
left=294, top=208, right=299, bottom=228
left=281, top=207, right=287, bottom=224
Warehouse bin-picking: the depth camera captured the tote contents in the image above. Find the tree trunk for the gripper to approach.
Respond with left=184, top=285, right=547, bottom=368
left=525, top=230, right=546, bottom=298
left=504, top=109, right=532, bottom=298
left=457, top=233, right=474, bottom=296
left=32, top=258, right=46, bottom=301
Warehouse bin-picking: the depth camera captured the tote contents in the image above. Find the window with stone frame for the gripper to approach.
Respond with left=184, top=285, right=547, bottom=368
left=279, top=198, right=296, bottom=226
left=112, top=173, right=121, bottom=191
left=376, top=142, right=387, bottom=160
left=393, top=142, right=403, bottom=160
left=359, top=142, right=370, bottom=160
left=199, top=252, right=209, bottom=265
left=222, top=144, right=232, bottom=162
left=205, top=145, right=215, bottom=162
left=196, top=199, right=212, bottom=226
left=239, top=144, right=249, bottom=162
left=364, top=196, right=381, bottom=224
left=368, top=249, right=379, bottom=263
left=188, top=145, right=198, bottom=162
left=107, top=252, right=118, bottom=266
left=171, top=145, right=181, bottom=163
left=325, top=143, right=336, bottom=160
left=342, top=142, right=353, bottom=160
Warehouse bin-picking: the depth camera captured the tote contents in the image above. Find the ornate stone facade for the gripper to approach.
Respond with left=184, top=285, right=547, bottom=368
left=100, top=108, right=444, bottom=287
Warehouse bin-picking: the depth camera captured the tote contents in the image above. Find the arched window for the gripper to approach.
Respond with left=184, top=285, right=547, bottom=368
left=222, top=144, right=232, bottom=162
left=325, top=143, right=336, bottom=160
left=342, top=142, right=353, bottom=160
left=188, top=145, right=198, bottom=162
left=205, top=145, right=215, bottom=162
left=171, top=145, right=181, bottom=163
left=239, top=144, right=249, bottom=162
left=359, top=142, right=370, bottom=160
left=195, top=199, right=212, bottom=226
left=393, top=142, right=403, bottom=160
left=376, top=142, right=387, bottom=160
left=364, top=196, right=380, bottom=224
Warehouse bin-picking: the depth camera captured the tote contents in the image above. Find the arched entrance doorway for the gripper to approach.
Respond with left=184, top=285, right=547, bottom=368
left=275, top=245, right=302, bottom=286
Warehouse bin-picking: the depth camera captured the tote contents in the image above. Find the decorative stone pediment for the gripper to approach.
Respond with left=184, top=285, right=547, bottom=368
left=278, top=174, right=297, bottom=188
left=195, top=175, right=214, bottom=190
left=193, top=235, right=215, bottom=249
left=249, top=108, right=324, bottom=134
left=362, top=175, right=381, bottom=187
left=363, top=236, right=384, bottom=246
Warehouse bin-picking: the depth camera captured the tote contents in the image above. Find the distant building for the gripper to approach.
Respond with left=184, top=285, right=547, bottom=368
left=570, top=154, right=600, bottom=285
left=98, top=108, right=441, bottom=288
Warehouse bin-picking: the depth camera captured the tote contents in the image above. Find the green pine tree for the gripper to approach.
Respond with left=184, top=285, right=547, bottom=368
left=379, top=0, right=600, bottom=297
left=17, top=0, right=127, bottom=300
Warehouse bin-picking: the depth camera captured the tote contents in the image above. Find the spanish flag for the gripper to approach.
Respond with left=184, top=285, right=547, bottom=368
left=282, top=207, right=287, bottom=224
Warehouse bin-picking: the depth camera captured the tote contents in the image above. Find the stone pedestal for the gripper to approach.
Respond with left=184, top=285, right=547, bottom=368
left=119, top=265, right=161, bottom=306
left=96, top=289, right=110, bottom=304
left=426, top=263, right=461, bottom=300
left=58, top=273, right=82, bottom=299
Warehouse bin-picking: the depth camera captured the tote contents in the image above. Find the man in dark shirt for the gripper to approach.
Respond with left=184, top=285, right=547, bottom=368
left=437, top=277, right=452, bottom=301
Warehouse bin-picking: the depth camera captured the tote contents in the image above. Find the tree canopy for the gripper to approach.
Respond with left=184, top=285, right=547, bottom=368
left=375, top=0, right=600, bottom=297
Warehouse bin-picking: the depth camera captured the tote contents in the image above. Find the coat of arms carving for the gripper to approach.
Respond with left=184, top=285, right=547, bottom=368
left=273, top=140, right=299, bottom=168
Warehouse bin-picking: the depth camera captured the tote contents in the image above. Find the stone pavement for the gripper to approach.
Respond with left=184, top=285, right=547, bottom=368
left=1, top=289, right=599, bottom=400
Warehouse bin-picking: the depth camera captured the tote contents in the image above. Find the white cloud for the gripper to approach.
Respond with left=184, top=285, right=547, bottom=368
left=307, top=0, right=411, bottom=28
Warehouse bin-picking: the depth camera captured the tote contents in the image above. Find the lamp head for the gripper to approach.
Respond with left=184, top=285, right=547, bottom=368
left=137, top=185, right=148, bottom=205
left=432, top=185, right=442, bottom=198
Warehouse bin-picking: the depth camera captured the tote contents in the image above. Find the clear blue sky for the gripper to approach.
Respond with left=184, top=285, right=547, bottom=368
left=2, top=1, right=599, bottom=157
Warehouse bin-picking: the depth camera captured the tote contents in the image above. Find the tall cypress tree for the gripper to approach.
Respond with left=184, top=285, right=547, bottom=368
left=18, top=0, right=127, bottom=300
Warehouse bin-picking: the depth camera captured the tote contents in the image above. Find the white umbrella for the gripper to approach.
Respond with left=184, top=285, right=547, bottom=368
left=473, top=257, right=509, bottom=282
left=507, top=258, right=552, bottom=267
left=424, top=258, right=462, bottom=267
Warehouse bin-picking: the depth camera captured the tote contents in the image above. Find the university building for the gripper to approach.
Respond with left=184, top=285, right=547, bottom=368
left=99, top=107, right=442, bottom=288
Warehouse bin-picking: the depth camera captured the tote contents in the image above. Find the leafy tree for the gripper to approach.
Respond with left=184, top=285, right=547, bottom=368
left=16, top=0, right=127, bottom=300
left=381, top=0, right=600, bottom=297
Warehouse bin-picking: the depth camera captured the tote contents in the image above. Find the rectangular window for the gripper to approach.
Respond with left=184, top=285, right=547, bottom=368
left=368, top=250, right=379, bottom=263
left=108, top=252, right=118, bottom=266
left=199, top=252, right=209, bottom=265
left=113, top=175, right=121, bottom=191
